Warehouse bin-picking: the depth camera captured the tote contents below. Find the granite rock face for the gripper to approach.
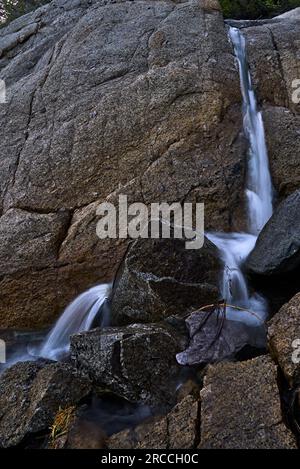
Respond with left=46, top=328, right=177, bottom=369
left=199, top=355, right=297, bottom=449
left=0, top=0, right=245, bottom=327
left=0, top=3, right=299, bottom=332
left=242, top=12, right=300, bottom=201
left=268, top=292, right=300, bottom=386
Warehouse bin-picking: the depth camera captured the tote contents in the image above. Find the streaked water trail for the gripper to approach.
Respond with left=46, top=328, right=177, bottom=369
left=229, top=27, right=273, bottom=235
left=207, top=27, right=274, bottom=325
left=35, top=283, right=111, bottom=360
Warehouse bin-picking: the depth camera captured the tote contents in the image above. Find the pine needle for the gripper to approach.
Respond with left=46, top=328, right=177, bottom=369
left=49, top=406, right=76, bottom=448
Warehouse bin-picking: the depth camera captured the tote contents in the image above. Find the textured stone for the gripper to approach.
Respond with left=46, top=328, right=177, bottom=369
left=0, top=361, right=91, bottom=448
left=263, top=107, right=300, bottom=199
left=246, top=190, right=300, bottom=276
left=110, top=236, right=221, bottom=326
left=0, top=208, right=69, bottom=276
left=0, top=0, right=244, bottom=327
left=268, top=293, right=300, bottom=386
left=176, top=309, right=267, bottom=366
left=242, top=13, right=300, bottom=203
left=199, top=355, right=297, bottom=449
left=71, top=323, right=185, bottom=408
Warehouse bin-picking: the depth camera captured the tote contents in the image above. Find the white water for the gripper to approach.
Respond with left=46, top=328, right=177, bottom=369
left=229, top=27, right=273, bottom=235
left=207, top=28, right=273, bottom=325
left=207, top=232, right=267, bottom=324
left=35, top=284, right=110, bottom=360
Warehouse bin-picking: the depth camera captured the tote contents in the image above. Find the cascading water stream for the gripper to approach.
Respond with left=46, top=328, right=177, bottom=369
left=0, top=283, right=111, bottom=371
left=229, top=27, right=273, bottom=235
left=35, top=284, right=111, bottom=360
left=207, top=27, right=274, bottom=325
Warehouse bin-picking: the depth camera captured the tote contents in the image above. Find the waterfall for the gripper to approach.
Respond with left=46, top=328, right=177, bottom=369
left=207, top=27, right=273, bottom=325
left=2, top=27, right=273, bottom=370
left=35, top=284, right=111, bottom=360
left=229, top=27, right=273, bottom=235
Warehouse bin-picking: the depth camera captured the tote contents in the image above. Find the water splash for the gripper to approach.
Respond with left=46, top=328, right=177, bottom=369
left=207, top=232, right=267, bottom=324
left=35, top=284, right=111, bottom=360
left=207, top=232, right=256, bottom=306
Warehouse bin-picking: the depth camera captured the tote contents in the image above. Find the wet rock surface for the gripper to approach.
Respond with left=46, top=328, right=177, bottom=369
left=71, top=323, right=185, bottom=408
left=176, top=308, right=267, bottom=366
left=0, top=361, right=91, bottom=448
left=108, top=394, right=200, bottom=449
left=110, top=236, right=221, bottom=326
left=246, top=190, right=300, bottom=276
left=268, top=293, right=300, bottom=386
left=199, top=355, right=297, bottom=449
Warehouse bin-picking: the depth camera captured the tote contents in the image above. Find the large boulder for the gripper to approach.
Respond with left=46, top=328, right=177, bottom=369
left=110, top=236, right=221, bottom=326
left=199, top=355, right=297, bottom=449
left=0, top=0, right=245, bottom=327
left=268, top=292, right=300, bottom=386
left=71, top=323, right=185, bottom=408
left=246, top=190, right=300, bottom=277
left=0, top=361, right=91, bottom=448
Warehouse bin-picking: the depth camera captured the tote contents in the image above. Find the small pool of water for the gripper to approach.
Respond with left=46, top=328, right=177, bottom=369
left=0, top=328, right=48, bottom=374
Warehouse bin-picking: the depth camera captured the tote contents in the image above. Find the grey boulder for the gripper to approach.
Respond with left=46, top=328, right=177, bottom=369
left=71, top=323, right=185, bottom=408
left=0, top=360, right=91, bottom=448
left=0, top=0, right=244, bottom=327
left=246, top=190, right=300, bottom=276
left=110, top=236, right=221, bottom=326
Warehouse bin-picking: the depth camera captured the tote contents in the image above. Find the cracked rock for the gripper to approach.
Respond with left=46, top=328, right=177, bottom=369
left=70, top=323, right=185, bottom=408
left=199, top=355, right=297, bottom=449
left=268, top=292, right=300, bottom=386
left=0, top=0, right=244, bottom=327
left=110, top=236, right=221, bottom=326
left=246, top=190, right=300, bottom=277
left=0, top=360, right=91, bottom=448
